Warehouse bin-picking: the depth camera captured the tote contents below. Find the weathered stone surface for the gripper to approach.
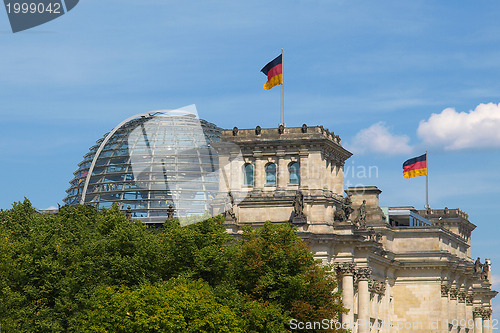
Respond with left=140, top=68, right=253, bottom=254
left=217, top=125, right=497, bottom=332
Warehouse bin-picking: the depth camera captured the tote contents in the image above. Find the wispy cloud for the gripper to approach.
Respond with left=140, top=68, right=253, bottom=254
left=491, top=274, right=500, bottom=289
left=348, top=122, right=413, bottom=155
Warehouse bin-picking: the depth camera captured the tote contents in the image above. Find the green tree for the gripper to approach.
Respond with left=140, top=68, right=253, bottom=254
left=232, top=222, right=346, bottom=331
left=160, top=219, right=346, bottom=332
left=0, top=199, right=345, bottom=332
left=0, top=200, right=164, bottom=331
left=80, top=279, right=242, bottom=333
left=159, top=214, right=234, bottom=286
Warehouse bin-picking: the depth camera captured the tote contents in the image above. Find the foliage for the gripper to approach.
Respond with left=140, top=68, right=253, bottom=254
left=234, top=222, right=346, bottom=329
left=80, top=279, right=242, bottom=333
left=0, top=200, right=163, bottom=331
left=0, top=199, right=345, bottom=332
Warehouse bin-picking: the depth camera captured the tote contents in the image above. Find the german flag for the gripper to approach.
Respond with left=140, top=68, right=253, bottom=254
left=403, top=154, right=427, bottom=178
left=261, top=54, right=282, bottom=90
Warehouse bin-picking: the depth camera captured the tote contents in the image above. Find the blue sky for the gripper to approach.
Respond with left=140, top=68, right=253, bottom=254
left=1, top=0, right=500, bottom=319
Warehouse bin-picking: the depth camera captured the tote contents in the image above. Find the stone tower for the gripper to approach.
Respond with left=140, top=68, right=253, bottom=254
left=213, top=124, right=351, bottom=233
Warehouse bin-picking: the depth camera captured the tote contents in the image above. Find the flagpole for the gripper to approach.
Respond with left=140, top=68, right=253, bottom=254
left=281, top=48, right=284, bottom=126
left=425, top=150, right=429, bottom=209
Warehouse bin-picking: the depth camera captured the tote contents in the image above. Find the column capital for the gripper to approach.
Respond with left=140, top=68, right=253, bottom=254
left=357, top=267, right=372, bottom=281
left=441, top=284, right=450, bottom=297
left=369, top=279, right=386, bottom=295
left=458, top=291, right=467, bottom=303
left=368, top=279, right=375, bottom=293
left=466, top=294, right=474, bottom=305
left=449, top=287, right=459, bottom=299
left=473, top=307, right=484, bottom=318
left=336, top=262, right=356, bottom=276
left=482, top=308, right=492, bottom=320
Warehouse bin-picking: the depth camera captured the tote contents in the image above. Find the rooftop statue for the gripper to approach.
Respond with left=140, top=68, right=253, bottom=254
left=474, top=257, right=483, bottom=274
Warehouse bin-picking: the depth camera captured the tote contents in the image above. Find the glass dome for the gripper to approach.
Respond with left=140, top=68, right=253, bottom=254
left=64, top=109, right=222, bottom=223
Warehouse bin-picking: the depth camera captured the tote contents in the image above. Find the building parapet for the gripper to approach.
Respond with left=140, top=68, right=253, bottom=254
left=418, top=207, right=469, bottom=220
left=222, top=124, right=344, bottom=147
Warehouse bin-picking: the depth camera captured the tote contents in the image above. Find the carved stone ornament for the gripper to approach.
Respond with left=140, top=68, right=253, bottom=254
left=449, top=288, right=459, bottom=299
left=473, top=307, right=484, bottom=318
left=255, top=125, right=261, bottom=135
left=482, top=308, right=492, bottom=320
left=466, top=295, right=474, bottom=305
left=368, top=279, right=375, bottom=292
left=441, top=284, right=450, bottom=297
left=344, top=195, right=354, bottom=220
left=368, top=279, right=385, bottom=295
left=291, top=190, right=306, bottom=224
left=355, top=200, right=367, bottom=229
left=352, top=198, right=368, bottom=230
left=356, top=267, right=372, bottom=281
left=125, top=206, right=132, bottom=222
left=458, top=291, right=467, bottom=303
left=334, top=195, right=354, bottom=223
left=474, top=257, right=483, bottom=274
left=167, top=204, right=175, bottom=219
left=333, top=208, right=345, bottom=222
left=378, top=282, right=386, bottom=295
left=482, top=260, right=490, bottom=281
left=336, top=262, right=356, bottom=276
left=223, top=191, right=236, bottom=222
left=366, top=228, right=380, bottom=242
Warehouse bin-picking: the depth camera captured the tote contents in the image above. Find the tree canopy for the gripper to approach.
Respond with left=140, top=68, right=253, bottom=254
left=0, top=199, right=345, bottom=332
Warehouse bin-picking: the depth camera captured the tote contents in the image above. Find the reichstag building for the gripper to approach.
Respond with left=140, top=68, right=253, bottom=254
left=65, top=110, right=497, bottom=333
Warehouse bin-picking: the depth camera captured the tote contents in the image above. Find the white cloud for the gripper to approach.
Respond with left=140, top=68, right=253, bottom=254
left=417, top=103, right=500, bottom=150
left=349, top=122, right=413, bottom=155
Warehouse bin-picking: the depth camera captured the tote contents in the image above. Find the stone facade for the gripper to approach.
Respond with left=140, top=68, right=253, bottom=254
left=214, top=125, right=497, bottom=333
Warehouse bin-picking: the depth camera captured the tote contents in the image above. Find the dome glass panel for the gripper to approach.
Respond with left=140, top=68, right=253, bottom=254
left=64, top=110, right=222, bottom=224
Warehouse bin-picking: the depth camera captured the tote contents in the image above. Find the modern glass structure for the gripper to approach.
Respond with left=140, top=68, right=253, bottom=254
left=64, top=110, right=222, bottom=223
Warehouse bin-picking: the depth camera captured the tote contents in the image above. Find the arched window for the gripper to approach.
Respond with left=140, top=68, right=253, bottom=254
left=243, top=163, right=254, bottom=186
left=265, top=163, right=277, bottom=185
left=288, top=162, right=300, bottom=185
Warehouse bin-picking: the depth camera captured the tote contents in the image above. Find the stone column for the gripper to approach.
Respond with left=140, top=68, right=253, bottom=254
left=336, top=263, right=356, bottom=330
left=218, top=154, right=230, bottom=193
left=466, top=295, right=474, bottom=331
left=328, top=159, right=334, bottom=192
left=333, top=163, right=344, bottom=196
left=326, top=159, right=333, bottom=192
left=357, top=267, right=372, bottom=333
left=441, top=285, right=450, bottom=333
left=277, top=154, right=287, bottom=189
left=298, top=152, right=309, bottom=190
left=450, top=288, right=458, bottom=331
left=369, top=279, right=384, bottom=329
left=458, top=292, right=467, bottom=331
left=229, top=152, right=241, bottom=190
left=482, top=308, right=492, bottom=333
left=254, top=158, right=264, bottom=189
left=473, top=308, right=483, bottom=333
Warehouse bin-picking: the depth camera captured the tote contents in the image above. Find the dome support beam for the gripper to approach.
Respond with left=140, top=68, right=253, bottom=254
left=79, top=110, right=185, bottom=205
